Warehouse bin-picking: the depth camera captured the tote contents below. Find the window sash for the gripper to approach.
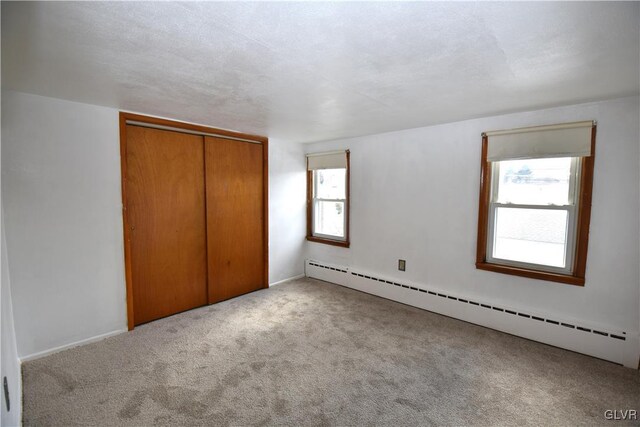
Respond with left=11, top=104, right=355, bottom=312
left=490, top=158, right=581, bottom=206
left=315, top=198, right=346, bottom=202
left=311, top=170, right=347, bottom=241
left=486, top=158, right=581, bottom=274
left=486, top=204, right=577, bottom=274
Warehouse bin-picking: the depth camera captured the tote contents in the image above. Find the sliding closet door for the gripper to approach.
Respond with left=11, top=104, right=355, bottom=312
left=126, top=126, right=208, bottom=325
left=205, top=136, right=265, bottom=303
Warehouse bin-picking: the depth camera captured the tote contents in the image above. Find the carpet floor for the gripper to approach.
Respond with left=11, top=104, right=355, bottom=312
left=23, top=278, right=639, bottom=426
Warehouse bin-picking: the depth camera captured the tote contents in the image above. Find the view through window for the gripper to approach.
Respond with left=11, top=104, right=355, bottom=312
left=313, top=168, right=347, bottom=239
left=489, top=157, right=577, bottom=270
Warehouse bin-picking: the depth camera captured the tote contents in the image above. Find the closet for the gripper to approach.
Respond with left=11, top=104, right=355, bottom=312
left=120, top=113, right=268, bottom=329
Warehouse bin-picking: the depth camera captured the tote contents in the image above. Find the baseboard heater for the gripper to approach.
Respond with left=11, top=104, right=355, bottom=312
left=305, top=259, right=639, bottom=368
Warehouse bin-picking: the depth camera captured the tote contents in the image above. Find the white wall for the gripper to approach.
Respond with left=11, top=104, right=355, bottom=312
left=2, top=32, right=23, bottom=420
left=306, top=96, right=640, bottom=336
left=268, top=138, right=307, bottom=284
left=1, top=90, right=307, bottom=359
left=1, top=209, right=21, bottom=427
left=2, top=91, right=127, bottom=359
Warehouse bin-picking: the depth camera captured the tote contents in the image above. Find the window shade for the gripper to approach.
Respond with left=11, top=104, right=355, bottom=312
left=307, top=151, right=347, bottom=170
left=485, top=121, right=594, bottom=162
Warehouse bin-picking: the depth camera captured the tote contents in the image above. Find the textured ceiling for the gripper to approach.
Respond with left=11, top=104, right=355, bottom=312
left=2, top=2, right=639, bottom=143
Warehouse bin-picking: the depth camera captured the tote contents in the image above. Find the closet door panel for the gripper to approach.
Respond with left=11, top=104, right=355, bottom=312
left=205, top=136, right=264, bottom=303
left=126, top=126, right=207, bottom=325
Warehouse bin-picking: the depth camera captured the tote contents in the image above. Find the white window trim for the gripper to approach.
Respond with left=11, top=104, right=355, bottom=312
left=485, top=158, right=582, bottom=275
left=311, top=169, right=347, bottom=242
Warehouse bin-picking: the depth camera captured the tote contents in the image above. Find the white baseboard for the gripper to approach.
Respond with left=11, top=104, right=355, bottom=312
left=20, top=328, right=127, bottom=363
left=269, top=273, right=305, bottom=287
left=19, top=277, right=305, bottom=362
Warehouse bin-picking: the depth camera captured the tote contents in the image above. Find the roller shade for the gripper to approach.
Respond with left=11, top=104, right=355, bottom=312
left=307, top=150, right=347, bottom=170
left=485, top=121, right=594, bottom=161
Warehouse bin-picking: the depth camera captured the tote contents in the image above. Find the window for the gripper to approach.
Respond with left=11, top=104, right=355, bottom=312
left=476, top=121, right=596, bottom=285
left=306, top=150, right=350, bottom=247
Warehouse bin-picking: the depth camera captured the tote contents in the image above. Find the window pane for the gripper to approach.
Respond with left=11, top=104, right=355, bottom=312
left=493, top=207, right=568, bottom=268
left=496, top=157, right=572, bottom=205
left=314, top=200, right=345, bottom=238
left=315, top=169, right=346, bottom=200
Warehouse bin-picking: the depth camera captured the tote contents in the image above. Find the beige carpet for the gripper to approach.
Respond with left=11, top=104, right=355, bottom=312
left=23, top=278, right=639, bottom=426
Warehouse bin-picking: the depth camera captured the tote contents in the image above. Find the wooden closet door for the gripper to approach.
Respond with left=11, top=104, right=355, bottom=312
left=205, top=136, right=265, bottom=303
left=126, top=126, right=207, bottom=325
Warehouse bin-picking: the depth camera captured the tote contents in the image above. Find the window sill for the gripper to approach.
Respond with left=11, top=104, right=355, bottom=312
left=306, top=235, right=350, bottom=248
left=476, top=261, right=584, bottom=286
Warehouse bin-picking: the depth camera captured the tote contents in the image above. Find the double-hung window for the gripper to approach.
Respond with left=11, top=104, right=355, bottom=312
left=306, top=150, right=350, bottom=247
left=476, top=121, right=596, bottom=285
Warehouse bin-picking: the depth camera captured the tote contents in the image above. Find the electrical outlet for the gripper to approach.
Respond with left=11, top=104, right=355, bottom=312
left=3, top=376, right=9, bottom=412
left=398, top=259, right=406, bottom=271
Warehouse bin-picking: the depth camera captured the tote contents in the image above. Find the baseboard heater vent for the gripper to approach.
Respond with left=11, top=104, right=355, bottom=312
left=305, top=259, right=638, bottom=367
left=350, top=271, right=625, bottom=341
left=308, top=261, right=348, bottom=274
